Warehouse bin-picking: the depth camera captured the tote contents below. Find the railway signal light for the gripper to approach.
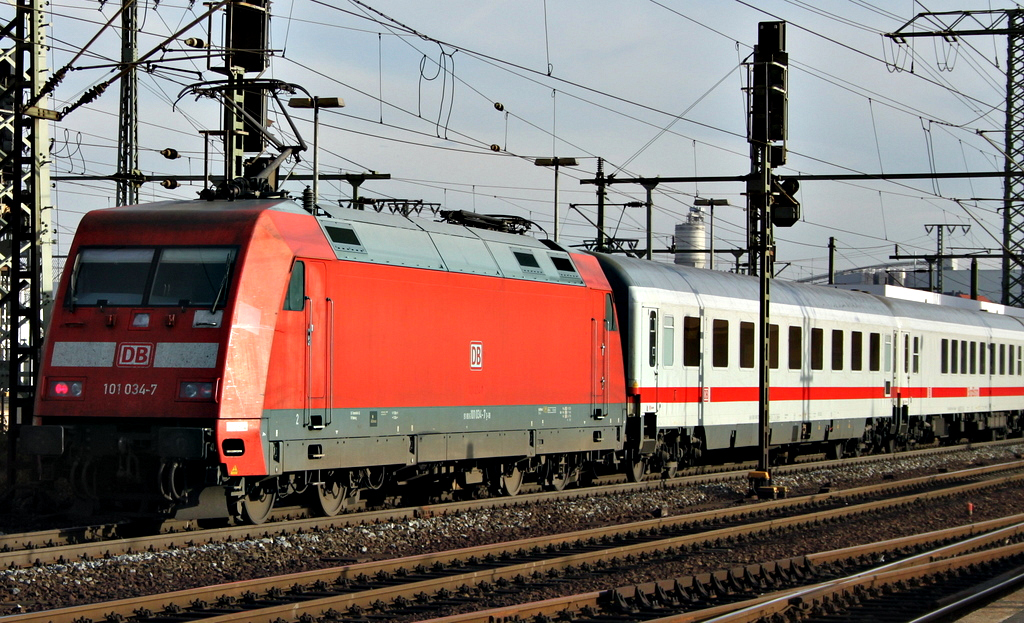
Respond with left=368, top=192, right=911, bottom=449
left=751, top=22, right=788, bottom=145
left=771, top=176, right=800, bottom=227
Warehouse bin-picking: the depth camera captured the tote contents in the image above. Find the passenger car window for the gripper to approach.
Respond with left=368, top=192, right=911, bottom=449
left=739, top=322, right=755, bottom=369
left=662, top=315, right=675, bottom=367
left=831, top=330, right=844, bottom=371
left=683, top=316, right=700, bottom=367
left=811, top=328, right=824, bottom=371
left=713, top=319, right=729, bottom=368
left=788, top=326, right=802, bottom=370
left=851, top=331, right=863, bottom=371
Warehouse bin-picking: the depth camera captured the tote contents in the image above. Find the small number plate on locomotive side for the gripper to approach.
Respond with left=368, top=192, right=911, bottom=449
left=103, top=383, right=158, bottom=396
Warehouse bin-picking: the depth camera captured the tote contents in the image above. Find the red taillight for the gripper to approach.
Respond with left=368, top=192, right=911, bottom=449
left=179, top=381, right=214, bottom=401
left=48, top=379, right=84, bottom=398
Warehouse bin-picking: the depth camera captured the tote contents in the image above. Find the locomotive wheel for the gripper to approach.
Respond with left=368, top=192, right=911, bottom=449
left=545, top=456, right=579, bottom=492
left=663, top=461, right=679, bottom=479
left=240, top=478, right=277, bottom=525
left=500, top=466, right=524, bottom=497
left=626, top=456, right=647, bottom=483
left=547, top=470, right=571, bottom=491
left=316, top=473, right=349, bottom=517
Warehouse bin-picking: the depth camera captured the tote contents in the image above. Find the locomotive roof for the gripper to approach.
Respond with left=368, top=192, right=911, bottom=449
left=313, top=204, right=588, bottom=286
left=593, top=253, right=1024, bottom=332
left=80, top=199, right=591, bottom=287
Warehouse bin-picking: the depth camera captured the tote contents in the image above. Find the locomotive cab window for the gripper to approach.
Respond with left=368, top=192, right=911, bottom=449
left=70, top=246, right=236, bottom=308
left=284, top=261, right=305, bottom=311
left=604, top=294, right=618, bottom=331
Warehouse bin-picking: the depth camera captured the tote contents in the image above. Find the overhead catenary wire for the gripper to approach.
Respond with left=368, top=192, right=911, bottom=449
left=38, top=1, right=1014, bottom=277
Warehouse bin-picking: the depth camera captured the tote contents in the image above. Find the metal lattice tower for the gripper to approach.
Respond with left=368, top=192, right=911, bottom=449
left=116, top=0, right=139, bottom=207
left=887, top=10, right=1024, bottom=306
left=1004, top=10, right=1024, bottom=307
left=0, top=0, right=54, bottom=427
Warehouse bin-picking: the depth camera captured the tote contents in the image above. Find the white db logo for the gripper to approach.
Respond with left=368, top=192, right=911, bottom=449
left=470, top=341, right=483, bottom=370
left=117, top=343, right=154, bottom=367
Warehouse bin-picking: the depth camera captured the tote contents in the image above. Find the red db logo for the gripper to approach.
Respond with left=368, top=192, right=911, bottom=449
left=117, top=343, right=154, bottom=367
left=470, top=341, right=483, bottom=370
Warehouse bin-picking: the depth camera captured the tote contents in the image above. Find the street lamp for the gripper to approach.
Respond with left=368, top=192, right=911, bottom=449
left=694, top=198, right=728, bottom=270
left=288, top=96, right=345, bottom=206
left=534, top=157, right=578, bottom=242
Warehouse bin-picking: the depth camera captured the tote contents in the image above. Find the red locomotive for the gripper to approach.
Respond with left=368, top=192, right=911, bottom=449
left=21, top=198, right=628, bottom=522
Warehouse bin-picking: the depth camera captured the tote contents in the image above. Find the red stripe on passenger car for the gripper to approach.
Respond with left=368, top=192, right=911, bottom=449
left=634, top=385, right=1024, bottom=403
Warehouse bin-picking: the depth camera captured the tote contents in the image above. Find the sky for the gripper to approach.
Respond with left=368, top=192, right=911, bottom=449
left=33, top=1, right=1023, bottom=282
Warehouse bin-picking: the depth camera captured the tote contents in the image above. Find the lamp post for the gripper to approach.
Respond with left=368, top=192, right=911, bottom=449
left=694, top=198, right=729, bottom=270
left=288, top=96, right=345, bottom=206
left=534, top=157, right=578, bottom=242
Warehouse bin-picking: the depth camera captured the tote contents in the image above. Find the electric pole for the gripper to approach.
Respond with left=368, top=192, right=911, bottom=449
left=116, top=0, right=139, bottom=207
left=923, top=223, right=971, bottom=294
left=887, top=10, right=1024, bottom=307
left=1, top=0, right=54, bottom=482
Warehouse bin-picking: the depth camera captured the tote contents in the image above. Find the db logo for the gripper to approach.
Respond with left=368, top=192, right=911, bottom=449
left=469, top=341, right=483, bottom=370
left=117, top=342, right=154, bottom=367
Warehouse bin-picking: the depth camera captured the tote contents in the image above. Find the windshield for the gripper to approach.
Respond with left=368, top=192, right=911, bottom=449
left=70, top=247, right=237, bottom=307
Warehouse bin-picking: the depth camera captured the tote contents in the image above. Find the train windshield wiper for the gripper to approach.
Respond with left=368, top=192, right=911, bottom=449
left=210, top=252, right=234, bottom=314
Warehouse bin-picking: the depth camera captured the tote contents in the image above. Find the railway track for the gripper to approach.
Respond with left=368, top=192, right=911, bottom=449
left=3, top=457, right=1023, bottom=622
left=425, top=513, right=1024, bottom=623
left=0, top=438, right=1013, bottom=571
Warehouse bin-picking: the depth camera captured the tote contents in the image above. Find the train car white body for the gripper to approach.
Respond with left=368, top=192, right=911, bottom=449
left=595, top=254, right=1024, bottom=463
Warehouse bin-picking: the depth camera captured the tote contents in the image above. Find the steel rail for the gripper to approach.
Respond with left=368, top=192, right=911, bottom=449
left=6, top=463, right=1024, bottom=623
left=0, top=437, right=1014, bottom=562
left=420, top=514, right=1024, bottom=623
left=2, top=456, right=1021, bottom=570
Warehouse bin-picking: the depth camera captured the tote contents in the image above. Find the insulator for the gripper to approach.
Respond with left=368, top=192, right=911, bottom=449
left=302, top=186, right=314, bottom=211
left=493, top=102, right=504, bottom=111
left=490, top=144, right=501, bottom=152
left=183, top=37, right=207, bottom=49
left=160, top=148, right=180, bottom=160
left=161, top=179, right=180, bottom=189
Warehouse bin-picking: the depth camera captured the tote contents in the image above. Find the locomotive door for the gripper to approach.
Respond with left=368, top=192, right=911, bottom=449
left=304, top=261, right=330, bottom=428
left=591, top=316, right=607, bottom=419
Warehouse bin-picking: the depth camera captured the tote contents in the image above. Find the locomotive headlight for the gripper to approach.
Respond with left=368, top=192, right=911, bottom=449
left=48, top=379, right=84, bottom=399
left=179, top=381, right=214, bottom=401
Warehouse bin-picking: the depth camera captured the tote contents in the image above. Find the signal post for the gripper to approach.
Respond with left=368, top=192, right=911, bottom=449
left=748, top=21, right=799, bottom=499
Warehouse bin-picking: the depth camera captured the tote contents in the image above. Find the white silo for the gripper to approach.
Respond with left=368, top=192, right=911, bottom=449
left=674, top=207, right=707, bottom=268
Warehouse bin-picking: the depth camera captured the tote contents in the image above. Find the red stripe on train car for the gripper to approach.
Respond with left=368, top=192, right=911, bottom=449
left=634, top=385, right=1024, bottom=403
